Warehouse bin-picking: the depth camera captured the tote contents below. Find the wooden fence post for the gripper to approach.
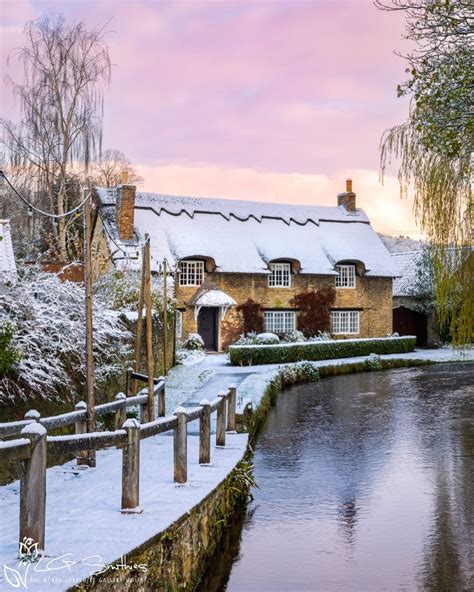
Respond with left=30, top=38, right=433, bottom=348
left=121, top=419, right=142, bottom=513
left=144, top=235, right=155, bottom=421
left=174, top=407, right=187, bottom=483
left=227, top=385, right=237, bottom=432
left=199, top=399, right=211, bottom=464
left=74, top=401, right=88, bottom=465
left=115, top=393, right=127, bottom=449
left=216, top=392, right=227, bottom=447
left=140, top=401, right=149, bottom=424
left=158, top=377, right=165, bottom=417
left=115, top=393, right=127, bottom=430
left=19, top=423, right=47, bottom=551
left=126, top=367, right=134, bottom=397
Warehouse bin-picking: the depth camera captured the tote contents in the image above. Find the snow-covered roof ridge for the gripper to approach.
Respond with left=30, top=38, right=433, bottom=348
left=95, top=186, right=370, bottom=226
left=0, top=219, right=17, bottom=282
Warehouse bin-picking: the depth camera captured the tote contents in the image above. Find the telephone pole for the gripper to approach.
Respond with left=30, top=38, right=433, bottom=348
left=81, top=189, right=96, bottom=467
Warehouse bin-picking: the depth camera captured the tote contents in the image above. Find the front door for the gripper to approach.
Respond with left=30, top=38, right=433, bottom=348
left=198, top=307, right=218, bottom=351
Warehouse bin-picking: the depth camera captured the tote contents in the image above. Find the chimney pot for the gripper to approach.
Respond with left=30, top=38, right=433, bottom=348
left=121, top=170, right=129, bottom=185
left=337, top=179, right=356, bottom=212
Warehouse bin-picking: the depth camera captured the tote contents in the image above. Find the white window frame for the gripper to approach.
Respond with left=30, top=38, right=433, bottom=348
left=179, top=260, right=204, bottom=287
left=264, top=311, right=296, bottom=334
left=176, top=310, right=183, bottom=339
left=268, top=262, right=291, bottom=288
left=331, top=311, right=360, bottom=335
left=335, top=264, right=356, bottom=288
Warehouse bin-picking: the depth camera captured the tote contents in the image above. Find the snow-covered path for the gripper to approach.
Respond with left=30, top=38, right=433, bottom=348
left=0, top=347, right=472, bottom=591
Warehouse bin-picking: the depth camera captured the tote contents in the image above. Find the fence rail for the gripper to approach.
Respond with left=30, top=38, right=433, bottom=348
left=0, top=377, right=238, bottom=555
left=0, top=380, right=165, bottom=438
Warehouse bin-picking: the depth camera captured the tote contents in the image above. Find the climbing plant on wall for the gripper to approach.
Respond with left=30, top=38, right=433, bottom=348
left=290, top=287, right=335, bottom=337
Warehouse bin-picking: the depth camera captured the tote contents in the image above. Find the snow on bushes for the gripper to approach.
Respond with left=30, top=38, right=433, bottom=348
left=0, top=268, right=132, bottom=403
left=228, top=336, right=417, bottom=366
left=94, top=269, right=175, bottom=313
left=256, top=333, right=279, bottom=344
left=365, top=353, right=383, bottom=371
left=183, top=333, right=205, bottom=350
left=235, top=332, right=280, bottom=346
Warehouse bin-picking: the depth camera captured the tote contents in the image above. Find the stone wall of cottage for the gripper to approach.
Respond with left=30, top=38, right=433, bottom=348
left=176, top=272, right=393, bottom=350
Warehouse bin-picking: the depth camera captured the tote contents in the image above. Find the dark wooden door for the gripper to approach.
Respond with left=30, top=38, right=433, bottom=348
left=198, top=307, right=218, bottom=351
left=393, top=306, right=428, bottom=346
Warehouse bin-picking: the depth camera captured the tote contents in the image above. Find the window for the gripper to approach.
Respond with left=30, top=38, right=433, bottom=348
left=331, top=311, right=360, bottom=335
left=179, top=260, right=204, bottom=286
left=264, top=311, right=296, bottom=334
left=335, top=264, right=356, bottom=288
left=268, top=262, right=291, bottom=287
left=176, top=310, right=183, bottom=339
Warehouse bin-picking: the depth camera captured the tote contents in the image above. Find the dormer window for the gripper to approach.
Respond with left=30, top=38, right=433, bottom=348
left=179, top=260, right=204, bottom=286
left=268, top=262, right=291, bottom=288
left=335, top=264, right=356, bottom=288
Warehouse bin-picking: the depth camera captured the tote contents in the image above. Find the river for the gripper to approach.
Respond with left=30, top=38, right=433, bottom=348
left=199, top=363, right=474, bottom=592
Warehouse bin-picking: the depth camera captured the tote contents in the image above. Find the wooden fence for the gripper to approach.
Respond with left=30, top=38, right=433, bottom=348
left=0, top=372, right=238, bottom=553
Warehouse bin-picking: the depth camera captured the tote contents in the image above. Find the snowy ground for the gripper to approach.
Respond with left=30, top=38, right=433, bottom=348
left=0, top=346, right=472, bottom=591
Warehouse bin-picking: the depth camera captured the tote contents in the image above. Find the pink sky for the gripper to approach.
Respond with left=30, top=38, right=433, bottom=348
left=0, top=0, right=419, bottom=236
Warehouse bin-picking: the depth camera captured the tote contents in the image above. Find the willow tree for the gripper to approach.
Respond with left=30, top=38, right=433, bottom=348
left=1, top=15, right=111, bottom=260
left=376, top=0, right=473, bottom=345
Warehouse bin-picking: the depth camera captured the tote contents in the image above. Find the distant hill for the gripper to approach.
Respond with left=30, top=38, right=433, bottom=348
left=378, top=233, right=424, bottom=253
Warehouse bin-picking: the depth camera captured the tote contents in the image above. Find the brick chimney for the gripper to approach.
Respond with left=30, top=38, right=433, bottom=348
left=115, top=171, right=136, bottom=241
left=337, top=179, right=356, bottom=211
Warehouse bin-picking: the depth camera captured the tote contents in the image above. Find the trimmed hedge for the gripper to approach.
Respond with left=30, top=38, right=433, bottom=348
left=229, top=336, right=417, bottom=366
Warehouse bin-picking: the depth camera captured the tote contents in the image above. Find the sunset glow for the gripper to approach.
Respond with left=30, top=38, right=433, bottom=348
left=1, top=0, right=420, bottom=236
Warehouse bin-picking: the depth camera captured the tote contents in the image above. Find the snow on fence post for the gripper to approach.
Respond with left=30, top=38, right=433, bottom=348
left=158, top=377, right=165, bottom=417
left=74, top=401, right=88, bottom=465
left=19, top=423, right=47, bottom=551
left=24, top=409, right=41, bottom=423
left=216, top=391, right=227, bottom=447
left=199, top=399, right=211, bottom=464
left=174, top=407, right=187, bottom=483
left=121, top=419, right=142, bottom=513
left=227, top=385, right=237, bottom=432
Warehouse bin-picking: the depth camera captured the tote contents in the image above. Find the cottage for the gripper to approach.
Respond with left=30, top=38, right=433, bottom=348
left=94, top=180, right=398, bottom=351
left=0, top=219, right=17, bottom=284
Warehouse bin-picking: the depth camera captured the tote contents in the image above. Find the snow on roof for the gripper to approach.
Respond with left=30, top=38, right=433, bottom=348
left=97, top=189, right=398, bottom=278
left=391, top=251, right=422, bottom=297
left=0, top=220, right=17, bottom=282
left=192, top=289, right=237, bottom=308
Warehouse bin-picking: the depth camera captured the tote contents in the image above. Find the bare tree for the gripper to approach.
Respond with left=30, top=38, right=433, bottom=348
left=91, top=148, right=144, bottom=188
left=1, top=15, right=111, bottom=260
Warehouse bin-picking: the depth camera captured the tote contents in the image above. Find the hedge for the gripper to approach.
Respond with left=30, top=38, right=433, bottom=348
left=228, top=336, right=417, bottom=366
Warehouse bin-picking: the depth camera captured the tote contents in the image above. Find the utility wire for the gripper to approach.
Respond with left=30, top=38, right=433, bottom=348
left=0, top=170, right=90, bottom=219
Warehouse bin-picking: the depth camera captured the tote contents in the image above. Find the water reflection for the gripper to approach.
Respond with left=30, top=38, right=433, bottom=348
left=200, top=364, right=474, bottom=592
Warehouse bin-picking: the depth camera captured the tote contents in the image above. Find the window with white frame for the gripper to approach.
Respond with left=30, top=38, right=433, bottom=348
left=176, top=310, right=183, bottom=339
left=264, top=311, right=296, bottom=334
left=179, top=260, right=204, bottom=286
left=335, top=264, right=356, bottom=288
left=331, top=310, right=360, bottom=334
left=268, top=262, right=291, bottom=287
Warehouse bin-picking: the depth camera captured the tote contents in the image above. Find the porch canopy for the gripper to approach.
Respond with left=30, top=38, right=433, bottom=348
left=192, top=289, right=237, bottom=320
